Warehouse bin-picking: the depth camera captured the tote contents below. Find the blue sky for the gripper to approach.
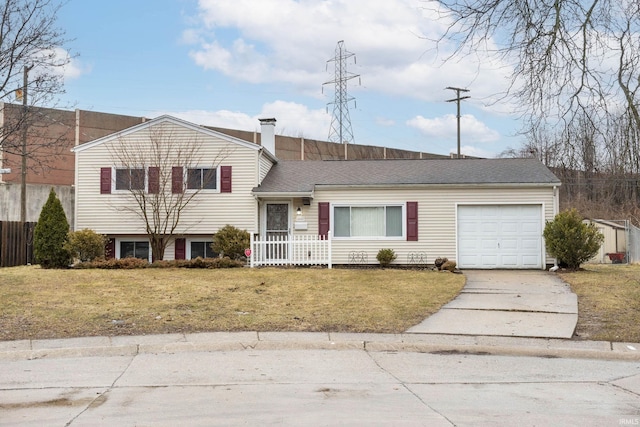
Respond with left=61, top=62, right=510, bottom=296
left=56, top=0, right=525, bottom=158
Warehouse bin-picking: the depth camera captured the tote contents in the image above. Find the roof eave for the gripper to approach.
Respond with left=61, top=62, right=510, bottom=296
left=314, top=182, right=561, bottom=190
left=252, top=190, right=315, bottom=199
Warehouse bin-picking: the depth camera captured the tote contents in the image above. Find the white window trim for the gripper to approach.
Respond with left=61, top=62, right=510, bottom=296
left=115, top=238, right=152, bottom=262
left=186, top=238, right=216, bottom=259
left=112, top=166, right=148, bottom=193
left=185, top=166, right=220, bottom=193
left=331, top=203, right=406, bottom=240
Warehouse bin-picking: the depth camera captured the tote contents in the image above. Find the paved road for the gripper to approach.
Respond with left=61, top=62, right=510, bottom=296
left=407, top=270, right=578, bottom=338
left=1, top=344, right=640, bottom=426
left=1, top=332, right=640, bottom=426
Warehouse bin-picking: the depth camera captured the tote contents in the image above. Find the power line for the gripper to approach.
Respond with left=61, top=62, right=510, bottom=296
left=323, top=40, right=360, bottom=145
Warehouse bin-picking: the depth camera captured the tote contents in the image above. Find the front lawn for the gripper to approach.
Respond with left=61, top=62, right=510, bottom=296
left=0, top=266, right=465, bottom=341
left=559, top=264, right=640, bottom=342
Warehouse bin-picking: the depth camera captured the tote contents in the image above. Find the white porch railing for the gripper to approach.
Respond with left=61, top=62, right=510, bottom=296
left=250, top=232, right=332, bottom=268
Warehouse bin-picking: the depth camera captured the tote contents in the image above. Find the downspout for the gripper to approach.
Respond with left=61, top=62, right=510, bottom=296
left=549, top=185, right=559, bottom=270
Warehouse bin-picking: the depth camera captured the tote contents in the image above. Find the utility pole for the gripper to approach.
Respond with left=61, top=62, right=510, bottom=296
left=446, top=86, right=470, bottom=159
left=323, top=40, right=360, bottom=149
left=20, top=64, right=33, bottom=223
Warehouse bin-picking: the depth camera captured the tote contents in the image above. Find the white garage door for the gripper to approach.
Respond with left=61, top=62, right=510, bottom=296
left=457, top=205, right=543, bottom=269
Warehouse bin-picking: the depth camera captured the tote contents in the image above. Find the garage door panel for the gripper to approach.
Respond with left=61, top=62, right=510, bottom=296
left=500, top=238, right=518, bottom=250
left=522, top=238, right=540, bottom=250
left=458, top=205, right=543, bottom=269
left=500, top=255, right=519, bottom=266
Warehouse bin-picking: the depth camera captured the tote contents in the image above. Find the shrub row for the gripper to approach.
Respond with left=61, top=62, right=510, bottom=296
left=74, top=257, right=245, bottom=269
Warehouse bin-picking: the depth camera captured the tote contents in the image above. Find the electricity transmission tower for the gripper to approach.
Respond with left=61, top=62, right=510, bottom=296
left=323, top=40, right=360, bottom=144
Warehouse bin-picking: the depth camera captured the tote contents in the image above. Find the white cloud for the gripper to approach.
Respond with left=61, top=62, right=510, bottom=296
left=187, top=0, right=513, bottom=104
left=406, top=113, right=501, bottom=143
left=153, top=100, right=330, bottom=140
left=31, top=47, right=88, bottom=81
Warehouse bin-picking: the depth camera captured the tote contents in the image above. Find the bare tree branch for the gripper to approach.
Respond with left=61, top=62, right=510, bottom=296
left=107, top=123, right=234, bottom=261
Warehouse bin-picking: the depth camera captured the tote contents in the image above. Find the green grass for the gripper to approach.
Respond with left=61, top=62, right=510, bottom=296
left=0, top=266, right=465, bottom=341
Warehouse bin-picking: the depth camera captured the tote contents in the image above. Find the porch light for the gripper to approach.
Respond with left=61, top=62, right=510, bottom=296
left=297, top=207, right=302, bottom=216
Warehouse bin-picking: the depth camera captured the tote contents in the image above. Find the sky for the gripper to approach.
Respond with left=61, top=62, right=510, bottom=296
left=55, top=0, right=525, bottom=158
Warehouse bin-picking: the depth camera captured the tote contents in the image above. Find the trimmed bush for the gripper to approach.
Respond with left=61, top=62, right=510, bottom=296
left=212, top=225, right=250, bottom=260
left=65, top=229, right=106, bottom=262
left=376, top=248, right=397, bottom=267
left=75, top=256, right=244, bottom=269
left=543, top=208, right=604, bottom=270
left=33, top=189, right=72, bottom=268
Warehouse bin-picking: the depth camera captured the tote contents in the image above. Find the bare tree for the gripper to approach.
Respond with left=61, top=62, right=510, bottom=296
left=107, top=124, right=232, bottom=261
left=0, top=0, right=71, bottom=167
left=429, top=0, right=640, bottom=133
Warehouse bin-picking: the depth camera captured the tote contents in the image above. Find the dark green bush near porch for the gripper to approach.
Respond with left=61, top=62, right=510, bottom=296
left=212, top=225, right=250, bottom=260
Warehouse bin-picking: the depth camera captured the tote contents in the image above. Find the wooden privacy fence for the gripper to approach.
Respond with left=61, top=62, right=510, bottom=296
left=250, top=233, right=332, bottom=268
left=0, top=221, right=36, bottom=267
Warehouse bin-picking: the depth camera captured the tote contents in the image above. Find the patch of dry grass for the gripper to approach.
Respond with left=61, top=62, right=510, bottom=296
left=0, top=266, right=465, bottom=341
left=559, top=264, right=640, bottom=342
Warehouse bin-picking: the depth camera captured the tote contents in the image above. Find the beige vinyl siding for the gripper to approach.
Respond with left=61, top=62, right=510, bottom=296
left=75, top=121, right=259, bottom=235
left=258, top=153, right=273, bottom=184
left=294, top=186, right=557, bottom=266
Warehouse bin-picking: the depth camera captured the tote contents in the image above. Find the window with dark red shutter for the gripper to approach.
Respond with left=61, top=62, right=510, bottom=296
left=172, top=166, right=183, bottom=194
left=148, top=167, right=160, bottom=194
left=100, top=168, right=111, bottom=194
left=318, top=202, right=330, bottom=238
left=220, top=166, right=232, bottom=193
left=406, top=201, right=418, bottom=241
left=175, top=238, right=186, bottom=260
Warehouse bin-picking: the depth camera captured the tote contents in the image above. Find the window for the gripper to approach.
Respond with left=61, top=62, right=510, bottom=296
left=187, top=167, right=217, bottom=190
left=120, top=241, right=149, bottom=260
left=190, top=241, right=217, bottom=259
left=115, top=168, right=145, bottom=191
left=334, top=205, right=403, bottom=238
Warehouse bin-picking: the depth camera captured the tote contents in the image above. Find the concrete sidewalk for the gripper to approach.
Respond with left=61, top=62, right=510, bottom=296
left=1, top=331, right=639, bottom=362
left=406, top=270, right=578, bottom=338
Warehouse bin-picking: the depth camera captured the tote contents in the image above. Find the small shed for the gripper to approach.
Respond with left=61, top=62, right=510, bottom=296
left=584, top=219, right=627, bottom=264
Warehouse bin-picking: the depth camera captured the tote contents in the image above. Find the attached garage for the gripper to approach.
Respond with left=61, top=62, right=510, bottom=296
left=457, top=204, right=544, bottom=269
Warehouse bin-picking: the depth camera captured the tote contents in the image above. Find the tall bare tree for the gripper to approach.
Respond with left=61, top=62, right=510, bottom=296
left=430, top=0, right=640, bottom=133
left=108, top=123, right=232, bottom=261
left=0, top=0, right=70, bottom=145
left=0, top=0, right=72, bottom=223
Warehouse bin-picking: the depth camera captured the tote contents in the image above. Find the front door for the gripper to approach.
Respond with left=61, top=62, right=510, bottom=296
left=266, top=203, right=289, bottom=260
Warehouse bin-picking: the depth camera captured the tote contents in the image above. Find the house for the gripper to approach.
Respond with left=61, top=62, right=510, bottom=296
left=73, top=115, right=562, bottom=269
left=1, top=102, right=445, bottom=223
left=583, top=219, right=628, bottom=264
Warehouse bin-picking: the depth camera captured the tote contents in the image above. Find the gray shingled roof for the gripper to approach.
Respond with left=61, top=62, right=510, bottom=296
left=253, top=158, right=561, bottom=194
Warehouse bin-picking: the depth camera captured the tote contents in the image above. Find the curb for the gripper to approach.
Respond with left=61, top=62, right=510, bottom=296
left=1, top=332, right=639, bottom=362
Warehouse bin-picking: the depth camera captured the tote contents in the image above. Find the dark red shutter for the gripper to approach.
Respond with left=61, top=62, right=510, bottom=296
left=175, top=238, right=186, bottom=260
left=148, top=167, right=160, bottom=194
left=220, top=166, right=232, bottom=193
left=406, top=201, right=418, bottom=241
left=105, top=238, right=115, bottom=259
left=100, top=168, right=111, bottom=194
left=318, top=202, right=330, bottom=238
left=172, top=166, right=183, bottom=194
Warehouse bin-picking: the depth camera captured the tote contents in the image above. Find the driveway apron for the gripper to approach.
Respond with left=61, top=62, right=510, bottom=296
left=407, top=270, right=578, bottom=338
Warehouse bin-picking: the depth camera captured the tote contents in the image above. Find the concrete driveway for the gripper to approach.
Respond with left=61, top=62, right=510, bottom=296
left=406, top=270, right=578, bottom=338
